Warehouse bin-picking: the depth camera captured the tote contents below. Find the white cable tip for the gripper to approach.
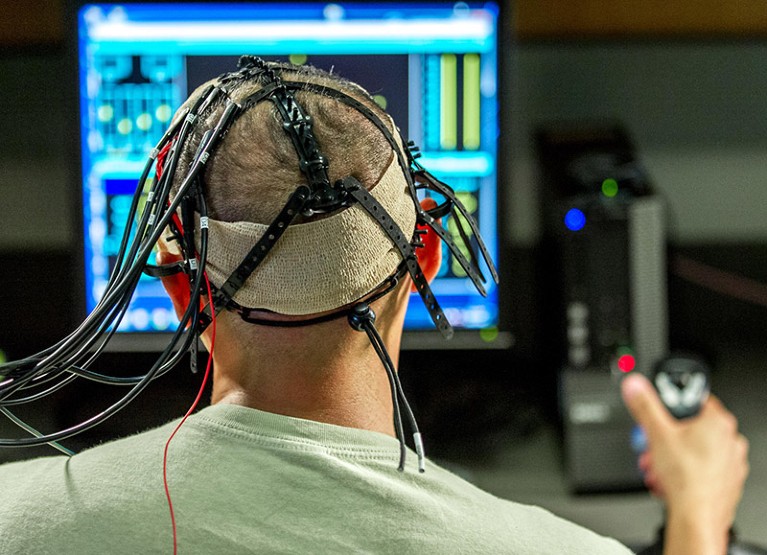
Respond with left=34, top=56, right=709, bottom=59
left=413, top=432, right=426, bottom=473
left=199, top=216, right=209, bottom=229
left=185, top=113, right=198, bottom=124
left=149, top=148, right=159, bottom=160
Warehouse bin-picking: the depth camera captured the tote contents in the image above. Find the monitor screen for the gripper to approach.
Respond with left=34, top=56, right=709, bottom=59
left=75, top=1, right=510, bottom=349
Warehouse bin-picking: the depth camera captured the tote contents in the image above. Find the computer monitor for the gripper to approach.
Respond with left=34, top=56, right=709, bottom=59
left=74, top=0, right=512, bottom=350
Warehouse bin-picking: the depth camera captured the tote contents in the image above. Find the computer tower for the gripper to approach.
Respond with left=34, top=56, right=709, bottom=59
left=537, top=125, right=668, bottom=491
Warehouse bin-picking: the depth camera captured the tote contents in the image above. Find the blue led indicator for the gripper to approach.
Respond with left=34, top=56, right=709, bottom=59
left=564, top=208, right=586, bottom=231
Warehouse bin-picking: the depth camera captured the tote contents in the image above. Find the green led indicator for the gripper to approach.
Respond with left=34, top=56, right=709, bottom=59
left=602, top=178, right=619, bottom=198
left=372, top=94, right=388, bottom=110
left=479, top=327, right=499, bottom=343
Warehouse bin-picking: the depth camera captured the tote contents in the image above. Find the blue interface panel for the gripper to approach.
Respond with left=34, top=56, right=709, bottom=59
left=78, top=2, right=500, bottom=333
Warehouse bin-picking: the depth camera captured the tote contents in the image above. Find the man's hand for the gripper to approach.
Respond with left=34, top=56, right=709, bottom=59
left=621, top=373, right=749, bottom=555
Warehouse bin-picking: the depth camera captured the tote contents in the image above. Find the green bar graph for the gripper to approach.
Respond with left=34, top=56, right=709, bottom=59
left=440, top=54, right=457, bottom=150
left=463, top=54, right=481, bottom=150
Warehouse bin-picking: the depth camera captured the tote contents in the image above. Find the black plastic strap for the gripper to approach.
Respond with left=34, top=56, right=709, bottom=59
left=417, top=209, right=487, bottom=297
left=284, top=81, right=418, bottom=201
left=340, top=177, right=453, bottom=339
left=205, top=185, right=310, bottom=317
left=282, top=81, right=491, bottom=299
left=228, top=60, right=344, bottom=214
left=270, top=89, right=348, bottom=213
left=424, top=198, right=452, bottom=221
left=231, top=262, right=406, bottom=328
left=270, top=89, right=330, bottom=190
left=143, top=262, right=186, bottom=278
left=450, top=204, right=485, bottom=282
left=240, top=82, right=281, bottom=111
left=414, top=169, right=499, bottom=285
left=218, top=55, right=272, bottom=87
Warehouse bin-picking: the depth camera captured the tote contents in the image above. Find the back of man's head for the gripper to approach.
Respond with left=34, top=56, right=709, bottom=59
left=175, top=63, right=394, bottom=226
left=163, top=62, right=418, bottom=349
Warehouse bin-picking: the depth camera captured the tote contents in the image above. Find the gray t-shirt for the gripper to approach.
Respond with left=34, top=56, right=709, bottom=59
left=0, top=404, right=631, bottom=554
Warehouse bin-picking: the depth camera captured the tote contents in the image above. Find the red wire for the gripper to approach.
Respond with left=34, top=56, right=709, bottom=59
left=162, top=273, right=216, bottom=555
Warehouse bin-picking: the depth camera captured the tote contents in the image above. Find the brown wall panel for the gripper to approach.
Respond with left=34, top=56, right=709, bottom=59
left=0, top=0, right=64, bottom=46
left=516, top=0, right=767, bottom=39
left=5, top=1, right=767, bottom=47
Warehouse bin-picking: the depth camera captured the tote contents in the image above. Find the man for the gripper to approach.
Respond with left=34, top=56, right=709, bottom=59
left=0, top=61, right=748, bottom=554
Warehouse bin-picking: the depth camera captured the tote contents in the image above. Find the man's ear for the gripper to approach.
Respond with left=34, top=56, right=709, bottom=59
left=412, top=197, right=442, bottom=292
left=156, top=248, right=191, bottom=321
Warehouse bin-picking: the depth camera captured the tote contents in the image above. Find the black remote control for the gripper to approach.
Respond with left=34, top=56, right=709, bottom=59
left=653, top=354, right=710, bottom=420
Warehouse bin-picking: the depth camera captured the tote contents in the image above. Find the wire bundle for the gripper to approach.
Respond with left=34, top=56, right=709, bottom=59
left=0, top=84, right=232, bottom=452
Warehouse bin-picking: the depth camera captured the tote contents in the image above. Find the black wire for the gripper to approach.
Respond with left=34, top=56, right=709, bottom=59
left=0, top=288, right=138, bottom=406
left=111, top=90, right=209, bottom=286
left=5, top=169, right=161, bottom=384
left=364, top=323, right=408, bottom=471
left=0, top=263, right=206, bottom=446
left=0, top=374, right=79, bottom=406
left=361, top=314, right=426, bottom=472
left=373, top=329, right=421, bottom=440
left=21, top=106, right=212, bottom=379
left=0, top=246, right=204, bottom=439
left=348, top=303, right=425, bottom=472
left=39, top=95, right=214, bottom=369
left=1, top=280, right=167, bottom=402
left=0, top=86, right=222, bottom=447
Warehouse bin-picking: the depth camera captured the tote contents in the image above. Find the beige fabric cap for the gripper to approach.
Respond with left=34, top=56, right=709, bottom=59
left=197, top=154, right=417, bottom=314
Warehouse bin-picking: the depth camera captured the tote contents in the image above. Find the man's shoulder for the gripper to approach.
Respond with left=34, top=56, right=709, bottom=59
left=422, top=462, right=633, bottom=554
left=0, top=423, right=177, bottom=554
left=0, top=423, right=169, bottom=503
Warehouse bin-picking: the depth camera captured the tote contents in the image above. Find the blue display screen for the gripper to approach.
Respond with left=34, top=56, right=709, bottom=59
left=77, top=2, right=500, bottom=334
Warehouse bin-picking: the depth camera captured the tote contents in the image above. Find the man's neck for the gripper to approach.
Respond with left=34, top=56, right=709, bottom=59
left=207, top=315, right=401, bottom=437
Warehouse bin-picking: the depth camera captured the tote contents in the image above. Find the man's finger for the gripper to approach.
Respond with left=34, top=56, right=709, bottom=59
left=621, top=373, right=675, bottom=439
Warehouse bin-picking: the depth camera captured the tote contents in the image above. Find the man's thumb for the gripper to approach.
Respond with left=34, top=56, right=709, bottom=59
left=621, top=373, right=673, bottom=437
